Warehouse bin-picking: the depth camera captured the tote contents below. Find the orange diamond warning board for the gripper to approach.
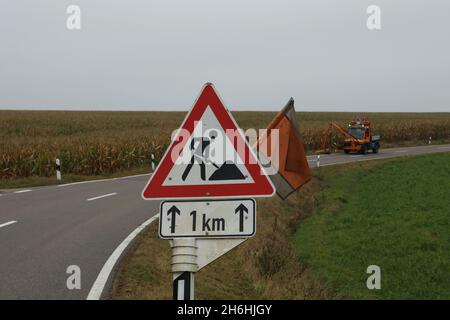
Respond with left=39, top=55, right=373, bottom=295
left=141, top=83, right=275, bottom=200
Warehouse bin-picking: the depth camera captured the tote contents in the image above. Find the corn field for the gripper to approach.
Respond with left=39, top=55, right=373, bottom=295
left=1, top=110, right=450, bottom=180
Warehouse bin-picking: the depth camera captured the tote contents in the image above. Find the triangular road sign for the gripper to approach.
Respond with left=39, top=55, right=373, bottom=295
left=142, top=83, right=275, bottom=200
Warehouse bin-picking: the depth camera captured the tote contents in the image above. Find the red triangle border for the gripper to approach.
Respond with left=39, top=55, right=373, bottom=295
left=142, top=84, right=275, bottom=200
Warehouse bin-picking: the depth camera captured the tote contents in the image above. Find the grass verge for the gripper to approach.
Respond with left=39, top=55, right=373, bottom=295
left=295, top=152, right=450, bottom=299
left=111, top=153, right=450, bottom=299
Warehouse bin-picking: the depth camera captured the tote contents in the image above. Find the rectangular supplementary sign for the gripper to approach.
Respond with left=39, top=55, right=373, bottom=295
left=159, top=199, right=256, bottom=239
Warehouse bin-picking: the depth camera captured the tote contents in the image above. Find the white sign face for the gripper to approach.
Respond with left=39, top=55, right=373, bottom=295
left=160, top=199, right=256, bottom=239
left=163, top=106, right=254, bottom=186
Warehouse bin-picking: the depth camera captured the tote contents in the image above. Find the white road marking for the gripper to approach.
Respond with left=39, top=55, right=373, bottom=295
left=438, top=146, right=450, bottom=149
left=0, top=220, right=18, bottom=229
left=14, top=189, right=32, bottom=194
left=114, top=173, right=152, bottom=180
left=87, top=214, right=160, bottom=300
left=86, top=193, right=117, bottom=202
left=59, top=179, right=116, bottom=187
left=58, top=173, right=151, bottom=187
left=395, top=150, right=407, bottom=153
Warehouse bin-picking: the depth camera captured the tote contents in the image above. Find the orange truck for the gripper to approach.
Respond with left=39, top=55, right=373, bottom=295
left=320, top=119, right=380, bottom=154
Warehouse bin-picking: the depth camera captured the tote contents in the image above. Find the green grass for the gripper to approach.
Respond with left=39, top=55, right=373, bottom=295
left=295, top=153, right=450, bottom=299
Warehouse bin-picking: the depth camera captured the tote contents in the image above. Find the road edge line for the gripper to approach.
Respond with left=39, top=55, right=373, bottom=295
left=58, top=173, right=151, bottom=187
left=14, top=189, right=32, bottom=194
left=86, top=213, right=159, bottom=300
left=0, top=220, right=18, bottom=229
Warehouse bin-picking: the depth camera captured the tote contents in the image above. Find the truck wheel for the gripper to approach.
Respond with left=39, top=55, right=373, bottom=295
left=344, top=150, right=350, bottom=154
left=361, top=146, right=368, bottom=154
left=373, top=146, right=379, bottom=154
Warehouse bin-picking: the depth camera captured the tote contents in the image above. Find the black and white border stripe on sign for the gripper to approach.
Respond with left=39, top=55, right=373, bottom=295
left=173, top=272, right=194, bottom=300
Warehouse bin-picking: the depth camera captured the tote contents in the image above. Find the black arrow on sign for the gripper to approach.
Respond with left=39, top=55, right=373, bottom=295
left=235, top=203, right=248, bottom=232
left=167, top=205, right=181, bottom=233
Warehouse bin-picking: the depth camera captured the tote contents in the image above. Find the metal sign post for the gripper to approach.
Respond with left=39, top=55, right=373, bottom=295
left=171, top=238, right=197, bottom=300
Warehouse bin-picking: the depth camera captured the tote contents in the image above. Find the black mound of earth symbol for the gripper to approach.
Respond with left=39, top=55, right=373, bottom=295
left=209, top=161, right=246, bottom=181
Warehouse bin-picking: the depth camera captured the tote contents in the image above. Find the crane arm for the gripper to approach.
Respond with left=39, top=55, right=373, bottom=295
left=319, top=122, right=355, bottom=153
left=329, top=122, right=355, bottom=140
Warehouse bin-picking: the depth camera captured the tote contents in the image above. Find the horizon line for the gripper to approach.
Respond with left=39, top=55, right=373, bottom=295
left=0, top=107, right=450, bottom=113
left=0, top=107, right=449, bottom=113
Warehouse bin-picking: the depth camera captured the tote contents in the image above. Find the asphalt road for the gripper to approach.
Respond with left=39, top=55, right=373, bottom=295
left=306, top=144, right=450, bottom=167
left=0, top=143, right=449, bottom=299
left=0, top=175, right=159, bottom=299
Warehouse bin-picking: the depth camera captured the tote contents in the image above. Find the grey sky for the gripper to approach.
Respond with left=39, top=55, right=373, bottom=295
left=0, top=0, right=449, bottom=112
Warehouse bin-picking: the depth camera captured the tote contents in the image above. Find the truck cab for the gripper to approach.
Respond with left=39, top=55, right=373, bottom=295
left=344, top=120, right=380, bottom=154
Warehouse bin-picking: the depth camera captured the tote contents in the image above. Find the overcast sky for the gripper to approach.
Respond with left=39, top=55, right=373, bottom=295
left=0, top=0, right=449, bottom=112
